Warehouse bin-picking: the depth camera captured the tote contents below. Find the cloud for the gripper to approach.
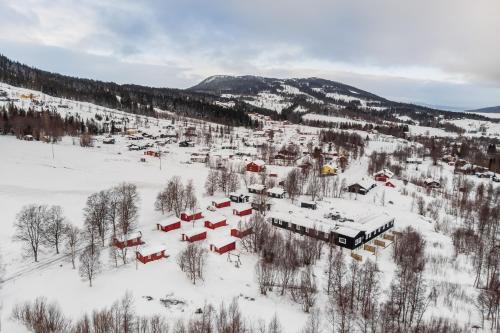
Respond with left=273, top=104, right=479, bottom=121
left=0, top=0, right=499, bottom=108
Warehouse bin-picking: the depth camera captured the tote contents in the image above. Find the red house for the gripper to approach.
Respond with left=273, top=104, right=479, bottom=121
left=180, top=209, right=203, bottom=222
left=210, top=238, right=236, bottom=254
left=181, top=228, right=207, bottom=242
left=136, top=245, right=167, bottom=264
left=144, top=150, right=160, bottom=157
left=373, top=169, right=394, bottom=182
left=157, top=216, right=181, bottom=232
left=231, top=227, right=253, bottom=238
left=112, top=231, right=144, bottom=249
left=212, top=198, right=231, bottom=209
left=204, top=213, right=227, bottom=229
left=385, top=181, right=396, bottom=188
left=233, top=205, right=253, bottom=217
left=246, top=160, right=266, bottom=173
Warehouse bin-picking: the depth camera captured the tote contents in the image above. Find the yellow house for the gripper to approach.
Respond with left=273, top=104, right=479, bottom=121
left=321, top=164, right=337, bottom=175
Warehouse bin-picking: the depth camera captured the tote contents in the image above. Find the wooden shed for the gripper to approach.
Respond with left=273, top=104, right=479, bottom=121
left=136, top=245, right=167, bottom=264
left=204, top=213, right=227, bottom=230
left=181, top=228, right=207, bottom=242
left=233, top=205, right=253, bottom=217
left=157, top=216, right=181, bottom=232
left=212, top=198, right=231, bottom=209
left=246, top=160, right=266, bottom=172
left=210, top=237, right=236, bottom=254
left=112, top=231, right=144, bottom=249
left=230, top=221, right=253, bottom=238
left=180, top=209, right=203, bottom=222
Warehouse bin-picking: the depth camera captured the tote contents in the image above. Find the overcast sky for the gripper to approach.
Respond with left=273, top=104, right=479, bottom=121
left=1, top=0, right=499, bottom=110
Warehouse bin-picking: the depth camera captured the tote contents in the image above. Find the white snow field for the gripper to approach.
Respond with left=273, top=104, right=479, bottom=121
left=0, top=82, right=498, bottom=331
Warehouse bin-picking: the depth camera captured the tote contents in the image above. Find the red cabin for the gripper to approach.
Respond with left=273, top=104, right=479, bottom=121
left=204, top=213, right=227, bottom=230
left=136, top=245, right=167, bottom=264
left=373, top=169, right=394, bottom=182
left=375, top=174, right=389, bottom=182
left=112, top=231, right=144, bottom=249
left=385, top=181, right=396, bottom=188
left=181, top=228, right=207, bottom=242
left=212, top=198, right=231, bottom=209
left=210, top=238, right=236, bottom=254
left=230, top=228, right=253, bottom=238
left=233, top=205, right=253, bottom=217
left=246, top=160, right=266, bottom=173
left=157, top=216, right=182, bottom=232
left=144, top=150, right=160, bottom=157
left=180, top=209, right=203, bottom=222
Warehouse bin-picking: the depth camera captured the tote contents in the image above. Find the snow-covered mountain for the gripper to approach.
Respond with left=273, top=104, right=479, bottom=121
left=189, top=75, right=389, bottom=113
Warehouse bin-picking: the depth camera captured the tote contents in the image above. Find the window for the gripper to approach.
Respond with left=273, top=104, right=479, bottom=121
left=355, top=237, right=362, bottom=245
left=339, top=237, right=347, bottom=244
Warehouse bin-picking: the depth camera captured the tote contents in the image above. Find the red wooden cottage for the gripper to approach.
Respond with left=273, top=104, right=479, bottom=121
left=180, top=209, right=203, bottom=222
left=373, top=169, right=394, bottom=182
left=231, top=227, right=253, bottom=238
left=112, top=231, right=144, bottom=249
left=210, top=237, right=236, bottom=254
left=144, top=150, right=160, bottom=157
left=385, top=181, right=396, bottom=188
left=233, top=204, right=253, bottom=217
left=246, top=160, right=266, bottom=173
left=136, top=245, right=167, bottom=264
left=157, top=216, right=181, bottom=232
left=204, top=213, right=227, bottom=230
left=181, top=228, right=207, bottom=242
left=212, top=198, right=231, bottom=209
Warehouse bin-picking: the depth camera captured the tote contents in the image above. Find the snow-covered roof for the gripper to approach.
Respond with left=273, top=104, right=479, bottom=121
left=115, top=231, right=142, bottom=242
left=137, top=244, right=166, bottom=256
left=267, top=187, right=285, bottom=195
left=211, top=236, right=236, bottom=248
left=348, top=212, right=395, bottom=235
left=157, top=216, right=180, bottom=227
left=183, top=227, right=206, bottom=238
left=334, top=226, right=362, bottom=238
left=212, top=197, right=230, bottom=205
left=251, top=159, right=266, bottom=166
left=248, top=184, right=266, bottom=191
left=234, top=204, right=252, bottom=212
left=374, top=168, right=394, bottom=178
left=204, top=212, right=226, bottom=223
left=182, top=209, right=202, bottom=216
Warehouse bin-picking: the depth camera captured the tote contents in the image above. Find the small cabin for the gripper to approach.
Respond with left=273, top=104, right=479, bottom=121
left=229, top=192, right=250, bottom=203
left=157, top=216, right=182, bottom=232
left=230, top=227, right=253, bottom=238
left=385, top=181, right=396, bottom=188
left=112, top=231, right=144, bottom=249
left=204, top=213, right=227, bottom=230
left=181, top=228, right=207, bottom=242
left=424, top=178, right=440, bottom=188
left=248, top=184, right=266, bottom=194
left=246, top=160, right=266, bottom=172
left=300, top=201, right=317, bottom=210
left=347, top=181, right=376, bottom=195
left=136, top=245, right=167, bottom=264
left=233, top=205, right=253, bottom=217
left=212, top=198, right=231, bottom=209
left=103, top=137, right=115, bottom=144
left=267, top=187, right=286, bottom=198
left=210, top=238, right=236, bottom=254
left=321, top=165, right=337, bottom=176
left=179, top=140, right=195, bottom=148
left=144, top=150, right=160, bottom=157
left=180, top=209, right=203, bottom=222
left=373, top=169, right=394, bottom=182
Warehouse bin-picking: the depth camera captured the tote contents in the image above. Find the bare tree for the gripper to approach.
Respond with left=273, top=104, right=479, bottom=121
left=184, top=179, right=198, bottom=211
left=79, top=245, right=102, bottom=287
left=64, top=224, right=80, bottom=269
left=116, top=183, right=140, bottom=235
left=14, top=204, right=48, bottom=262
left=11, top=297, right=71, bottom=333
left=42, top=205, right=66, bottom=254
left=177, top=243, right=206, bottom=284
left=285, top=169, right=301, bottom=202
left=205, top=169, right=219, bottom=196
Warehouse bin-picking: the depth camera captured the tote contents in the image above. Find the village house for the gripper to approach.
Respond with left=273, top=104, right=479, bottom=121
left=229, top=192, right=250, bottom=203
left=321, top=164, right=337, bottom=176
left=112, top=231, right=144, bottom=249
left=233, top=204, right=253, bottom=217
left=156, top=216, right=182, bottom=232
left=268, top=212, right=395, bottom=250
left=211, top=198, right=231, bottom=209
left=267, top=186, right=286, bottom=198
left=347, top=180, right=377, bottom=195
left=248, top=183, right=266, bottom=194
left=424, top=178, right=441, bottom=188
left=373, top=169, right=394, bottom=182
left=210, top=237, right=236, bottom=255
left=246, top=160, right=266, bottom=172
left=230, top=220, right=253, bottom=238
left=136, top=245, right=167, bottom=264
left=181, top=228, right=207, bottom=242
left=180, top=209, right=203, bottom=222
left=204, top=213, right=227, bottom=229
